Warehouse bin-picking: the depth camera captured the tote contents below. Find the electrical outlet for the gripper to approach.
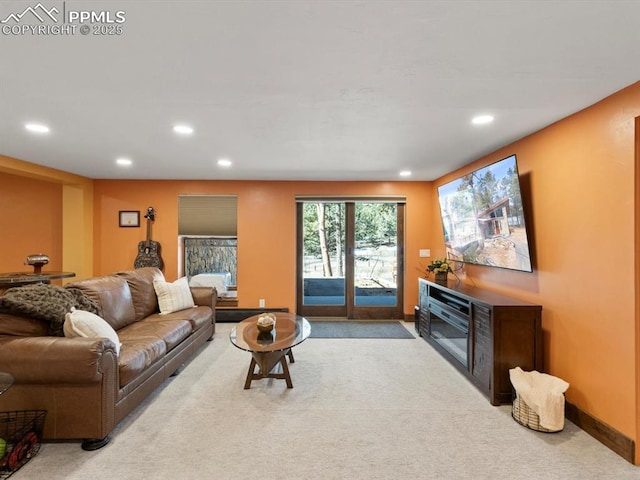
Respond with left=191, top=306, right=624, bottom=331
left=419, top=249, right=431, bottom=258
left=259, top=298, right=265, bottom=308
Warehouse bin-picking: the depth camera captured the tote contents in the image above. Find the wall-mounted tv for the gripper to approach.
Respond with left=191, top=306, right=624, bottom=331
left=437, top=154, right=533, bottom=272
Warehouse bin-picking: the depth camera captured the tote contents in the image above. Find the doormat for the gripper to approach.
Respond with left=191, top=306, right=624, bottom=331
left=308, top=321, right=415, bottom=339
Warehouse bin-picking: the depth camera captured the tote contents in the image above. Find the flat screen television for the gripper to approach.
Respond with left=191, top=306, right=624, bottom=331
left=437, top=154, right=533, bottom=272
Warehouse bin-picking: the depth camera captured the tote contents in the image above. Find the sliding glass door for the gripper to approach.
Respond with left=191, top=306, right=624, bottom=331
left=297, top=201, right=404, bottom=319
left=353, top=203, right=400, bottom=311
left=298, top=202, right=346, bottom=316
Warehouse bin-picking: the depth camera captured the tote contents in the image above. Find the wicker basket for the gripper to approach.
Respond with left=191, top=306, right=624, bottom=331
left=0, top=410, right=46, bottom=479
left=512, top=394, right=563, bottom=433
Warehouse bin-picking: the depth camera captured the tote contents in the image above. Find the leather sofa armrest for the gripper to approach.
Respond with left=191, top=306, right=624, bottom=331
left=190, top=286, right=217, bottom=309
left=0, top=336, right=118, bottom=384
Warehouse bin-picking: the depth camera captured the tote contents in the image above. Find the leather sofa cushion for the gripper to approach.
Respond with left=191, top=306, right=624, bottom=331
left=115, top=267, right=164, bottom=321
left=145, top=306, right=212, bottom=332
left=66, top=276, right=136, bottom=331
left=0, top=311, right=49, bottom=336
left=118, top=336, right=166, bottom=387
left=119, top=319, right=192, bottom=352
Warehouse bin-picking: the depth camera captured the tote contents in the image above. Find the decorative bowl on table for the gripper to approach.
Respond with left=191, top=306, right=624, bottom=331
left=256, top=313, right=276, bottom=333
left=25, top=253, right=49, bottom=274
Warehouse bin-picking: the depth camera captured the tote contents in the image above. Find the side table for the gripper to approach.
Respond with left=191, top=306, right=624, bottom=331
left=0, top=271, right=75, bottom=295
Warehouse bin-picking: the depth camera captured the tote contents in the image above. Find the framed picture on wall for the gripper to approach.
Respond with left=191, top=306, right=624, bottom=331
left=119, top=210, right=140, bottom=227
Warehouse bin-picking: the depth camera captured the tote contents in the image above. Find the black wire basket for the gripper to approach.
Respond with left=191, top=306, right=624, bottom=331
left=511, top=390, right=563, bottom=433
left=0, top=410, right=46, bottom=479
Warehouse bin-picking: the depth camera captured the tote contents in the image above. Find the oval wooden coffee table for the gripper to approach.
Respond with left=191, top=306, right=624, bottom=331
left=230, top=313, right=311, bottom=389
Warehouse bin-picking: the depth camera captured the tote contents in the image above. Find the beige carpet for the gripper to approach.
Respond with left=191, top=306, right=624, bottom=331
left=13, top=323, right=640, bottom=479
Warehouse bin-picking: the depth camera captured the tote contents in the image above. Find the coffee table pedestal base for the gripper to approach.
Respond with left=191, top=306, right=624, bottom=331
left=244, top=349, right=293, bottom=389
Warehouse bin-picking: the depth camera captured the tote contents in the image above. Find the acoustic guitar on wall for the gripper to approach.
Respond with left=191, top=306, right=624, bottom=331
left=134, top=206, right=164, bottom=270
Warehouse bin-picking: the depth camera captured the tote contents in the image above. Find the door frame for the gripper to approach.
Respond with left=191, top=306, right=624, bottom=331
left=296, top=201, right=404, bottom=319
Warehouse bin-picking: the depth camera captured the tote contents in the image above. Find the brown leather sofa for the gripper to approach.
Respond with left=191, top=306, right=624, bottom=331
left=0, top=267, right=216, bottom=450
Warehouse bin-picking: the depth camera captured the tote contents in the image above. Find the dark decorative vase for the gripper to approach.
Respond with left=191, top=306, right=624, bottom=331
left=435, top=272, right=448, bottom=285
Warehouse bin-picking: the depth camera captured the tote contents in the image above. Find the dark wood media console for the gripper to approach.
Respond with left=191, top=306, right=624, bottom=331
left=418, top=278, right=542, bottom=405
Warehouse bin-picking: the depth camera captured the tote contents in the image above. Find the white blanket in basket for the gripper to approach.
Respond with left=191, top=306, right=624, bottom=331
left=509, top=367, right=569, bottom=431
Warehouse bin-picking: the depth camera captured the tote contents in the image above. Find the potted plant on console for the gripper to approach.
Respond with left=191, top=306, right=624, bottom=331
left=427, top=258, right=452, bottom=286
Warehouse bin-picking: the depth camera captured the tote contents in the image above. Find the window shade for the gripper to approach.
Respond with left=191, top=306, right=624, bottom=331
left=178, top=195, right=237, bottom=236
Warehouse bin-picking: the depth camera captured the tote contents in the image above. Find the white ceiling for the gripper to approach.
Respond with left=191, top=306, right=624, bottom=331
left=1, top=0, right=640, bottom=181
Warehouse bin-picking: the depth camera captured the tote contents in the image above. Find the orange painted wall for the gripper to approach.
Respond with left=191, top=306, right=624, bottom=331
left=0, top=172, right=63, bottom=272
left=429, top=82, right=640, bottom=451
left=93, top=180, right=432, bottom=316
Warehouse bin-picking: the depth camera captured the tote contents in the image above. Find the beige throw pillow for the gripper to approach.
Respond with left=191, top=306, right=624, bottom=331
left=153, top=277, right=195, bottom=314
left=64, top=308, right=121, bottom=355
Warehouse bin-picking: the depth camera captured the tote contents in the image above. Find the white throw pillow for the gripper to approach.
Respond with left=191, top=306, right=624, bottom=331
left=153, top=276, right=195, bottom=314
left=64, top=308, right=121, bottom=355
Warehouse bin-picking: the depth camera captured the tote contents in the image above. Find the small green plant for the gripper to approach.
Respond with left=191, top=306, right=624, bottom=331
left=427, top=258, right=452, bottom=275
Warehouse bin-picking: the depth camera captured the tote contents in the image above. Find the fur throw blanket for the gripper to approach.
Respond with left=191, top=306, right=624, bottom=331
left=0, top=284, right=99, bottom=336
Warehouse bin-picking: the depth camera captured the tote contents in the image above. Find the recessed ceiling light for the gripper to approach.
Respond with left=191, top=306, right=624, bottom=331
left=399, top=170, right=412, bottom=177
left=217, top=158, right=232, bottom=167
left=116, top=157, right=132, bottom=166
left=471, top=115, right=494, bottom=125
left=25, top=123, right=50, bottom=133
left=173, top=125, right=194, bottom=135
